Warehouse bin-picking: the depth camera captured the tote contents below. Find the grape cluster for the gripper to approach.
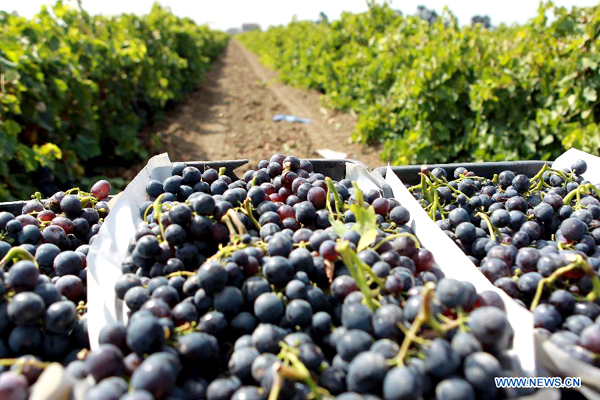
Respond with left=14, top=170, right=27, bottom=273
left=6, top=155, right=528, bottom=400
left=410, top=160, right=600, bottom=366
left=0, top=180, right=112, bottom=398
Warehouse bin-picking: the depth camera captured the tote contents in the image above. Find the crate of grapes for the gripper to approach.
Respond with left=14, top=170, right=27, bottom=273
left=374, top=152, right=600, bottom=396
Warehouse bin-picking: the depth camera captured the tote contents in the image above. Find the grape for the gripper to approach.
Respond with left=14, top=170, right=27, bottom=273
left=435, top=378, right=475, bottom=400
left=8, top=260, right=39, bottom=292
left=91, top=180, right=111, bottom=200
left=468, top=307, right=513, bottom=353
left=0, top=371, right=29, bottom=400
left=53, top=250, right=84, bottom=276
left=213, top=286, right=244, bottom=318
left=423, top=338, right=460, bottom=378
left=267, top=232, right=292, bottom=257
left=99, top=322, right=128, bottom=352
left=60, top=195, right=82, bottom=217
left=131, top=352, right=181, bottom=398
left=336, top=330, right=373, bottom=361
left=262, top=256, right=294, bottom=288
left=8, top=292, right=45, bottom=326
left=55, top=275, right=84, bottom=301
left=561, top=218, right=587, bottom=242
left=127, top=315, right=165, bottom=354
left=254, top=292, right=284, bottom=324
left=286, top=299, right=313, bottom=327
left=383, top=366, right=423, bottom=400
left=349, top=354, right=390, bottom=394
left=252, top=324, right=285, bottom=354
left=228, top=346, right=260, bottom=381
left=319, top=239, right=338, bottom=261
left=373, top=304, right=404, bottom=340
left=571, top=159, right=587, bottom=175
left=207, top=377, right=243, bottom=400
left=44, top=300, right=77, bottom=335
left=86, top=344, right=125, bottom=382
left=8, top=326, right=41, bottom=354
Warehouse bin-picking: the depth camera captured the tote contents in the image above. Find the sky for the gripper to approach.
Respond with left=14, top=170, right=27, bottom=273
left=3, top=0, right=599, bottom=31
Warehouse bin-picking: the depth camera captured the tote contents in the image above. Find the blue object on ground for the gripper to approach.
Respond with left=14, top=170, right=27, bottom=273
left=273, top=114, right=311, bottom=124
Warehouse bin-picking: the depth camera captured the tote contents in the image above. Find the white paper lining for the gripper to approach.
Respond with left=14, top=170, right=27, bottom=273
left=86, top=153, right=172, bottom=350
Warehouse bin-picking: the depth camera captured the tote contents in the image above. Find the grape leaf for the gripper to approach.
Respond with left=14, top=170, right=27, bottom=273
left=350, top=202, right=379, bottom=252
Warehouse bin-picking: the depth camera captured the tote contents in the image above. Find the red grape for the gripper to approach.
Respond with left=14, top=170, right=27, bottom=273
left=91, top=180, right=112, bottom=200
left=51, top=216, right=74, bottom=235
left=307, top=187, right=327, bottom=210
left=269, top=194, right=283, bottom=203
left=260, top=183, right=275, bottom=195
left=38, top=210, right=56, bottom=222
left=372, top=198, right=390, bottom=216
left=277, top=205, right=295, bottom=220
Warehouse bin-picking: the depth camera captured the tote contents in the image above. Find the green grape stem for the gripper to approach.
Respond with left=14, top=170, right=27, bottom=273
left=152, top=194, right=166, bottom=239
left=529, top=255, right=600, bottom=311
left=166, top=271, right=195, bottom=278
left=395, top=282, right=436, bottom=366
left=325, top=177, right=344, bottom=217
left=394, top=282, right=469, bottom=366
left=270, top=342, right=329, bottom=400
left=476, top=212, right=499, bottom=243
left=337, top=241, right=380, bottom=311
left=226, top=209, right=248, bottom=235
left=372, top=232, right=421, bottom=252
left=0, top=358, right=49, bottom=369
left=242, top=199, right=261, bottom=231
left=0, top=247, right=38, bottom=271
left=564, top=183, right=600, bottom=205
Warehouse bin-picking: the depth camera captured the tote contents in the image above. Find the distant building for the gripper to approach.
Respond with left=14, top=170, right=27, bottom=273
left=227, top=28, right=241, bottom=35
left=242, top=23, right=260, bottom=32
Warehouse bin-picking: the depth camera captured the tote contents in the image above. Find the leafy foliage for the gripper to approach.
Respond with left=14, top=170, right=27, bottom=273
left=239, top=2, right=600, bottom=165
left=0, top=1, right=228, bottom=200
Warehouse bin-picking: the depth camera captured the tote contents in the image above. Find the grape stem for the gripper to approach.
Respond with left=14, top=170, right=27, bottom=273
left=529, top=164, right=549, bottom=183
left=372, top=232, right=421, bottom=252
left=226, top=209, right=248, bottom=235
left=394, top=282, right=469, bottom=366
left=325, top=177, right=344, bottom=218
left=0, top=247, right=38, bottom=271
left=563, top=183, right=600, bottom=205
left=165, top=271, right=195, bottom=278
left=152, top=194, right=166, bottom=240
left=476, top=212, right=499, bottom=243
left=529, top=255, right=600, bottom=311
left=419, top=173, right=433, bottom=203
left=221, top=215, right=238, bottom=239
left=427, top=173, right=470, bottom=201
left=336, top=240, right=380, bottom=311
left=242, top=199, right=261, bottom=231
left=270, top=342, right=329, bottom=400
left=395, top=282, right=436, bottom=366
left=0, top=358, right=49, bottom=369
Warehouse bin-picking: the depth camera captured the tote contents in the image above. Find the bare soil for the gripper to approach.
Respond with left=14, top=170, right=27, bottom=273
left=141, top=39, right=382, bottom=172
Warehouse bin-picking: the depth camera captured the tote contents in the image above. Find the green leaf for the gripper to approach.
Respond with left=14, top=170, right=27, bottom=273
left=583, top=87, right=597, bottom=103
left=357, top=229, right=379, bottom=252
left=540, top=135, right=554, bottom=146
left=329, top=218, right=349, bottom=238
left=582, top=57, right=598, bottom=70
left=350, top=201, right=378, bottom=252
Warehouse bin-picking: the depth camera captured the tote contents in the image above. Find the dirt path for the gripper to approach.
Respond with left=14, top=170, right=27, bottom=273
left=146, top=39, right=382, bottom=171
